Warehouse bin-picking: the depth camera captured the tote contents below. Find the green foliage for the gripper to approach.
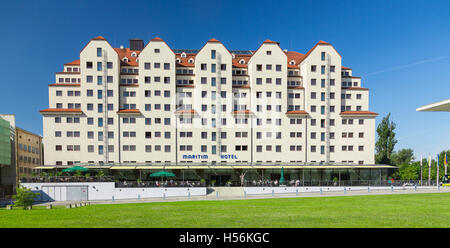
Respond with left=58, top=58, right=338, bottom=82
left=12, top=185, right=40, bottom=210
left=74, top=170, right=82, bottom=177
left=391, top=149, right=415, bottom=166
left=96, top=170, right=105, bottom=178
left=375, top=113, right=397, bottom=165
left=85, top=173, right=90, bottom=178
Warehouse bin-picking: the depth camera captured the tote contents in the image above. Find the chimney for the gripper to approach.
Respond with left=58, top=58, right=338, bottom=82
left=130, top=39, right=144, bottom=51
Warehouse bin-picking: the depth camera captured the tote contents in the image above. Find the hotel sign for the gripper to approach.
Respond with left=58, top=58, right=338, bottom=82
left=182, top=154, right=238, bottom=159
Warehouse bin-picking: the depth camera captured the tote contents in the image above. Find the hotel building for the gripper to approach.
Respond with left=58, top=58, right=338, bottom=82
left=39, top=36, right=387, bottom=184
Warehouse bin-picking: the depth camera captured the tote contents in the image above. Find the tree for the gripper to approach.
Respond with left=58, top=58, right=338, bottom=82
left=391, top=148, right=415, bottom=166
left=398, top=163, right=419, bottom=180
left=375, top=113, right=397, bottom=165
left=13, top=185, right=40, bottom=209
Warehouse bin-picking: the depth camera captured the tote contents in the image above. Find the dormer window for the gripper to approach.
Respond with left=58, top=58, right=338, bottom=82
left=188, top=58, right=194, bottom=64
left=181, top=52, right=186, bottom=58
left=122, top=57, right=129, bottom=63
left=290, top=60, right=296, bottom=65
left=232, top=53, right=235, bottom=59
left=131, top=52, right=137, bottom=57
left=176, top=58, right=181, bottom=63
left=239, top=59, right=245, bottom=64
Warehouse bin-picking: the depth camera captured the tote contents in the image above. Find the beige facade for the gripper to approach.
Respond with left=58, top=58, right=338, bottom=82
left=41, top=37, right=377, bottom=166
left=16, top=127, right=43, bottom=178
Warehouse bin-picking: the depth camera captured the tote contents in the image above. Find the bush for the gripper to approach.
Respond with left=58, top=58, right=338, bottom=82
left=13, top=185, right=40, bottom=210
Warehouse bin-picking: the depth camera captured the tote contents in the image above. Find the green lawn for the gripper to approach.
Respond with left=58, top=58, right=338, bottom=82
left=1, top=193, right=450, bottom=228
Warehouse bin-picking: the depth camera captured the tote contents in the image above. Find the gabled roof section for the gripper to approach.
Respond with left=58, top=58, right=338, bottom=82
left=195, top=38, right=232, bottom=58
left=250, top=39, right=286, bottom=64
left=298, top=40, right=341, bottom=64
left=114, top=48, right=141, bottom=66
left=80, top=35, right=117, bottom=55
left=141, top=37, right=176, bottom=56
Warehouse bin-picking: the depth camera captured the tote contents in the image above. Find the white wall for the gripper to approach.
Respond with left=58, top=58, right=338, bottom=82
left=22, top=182, right=206, bottom=201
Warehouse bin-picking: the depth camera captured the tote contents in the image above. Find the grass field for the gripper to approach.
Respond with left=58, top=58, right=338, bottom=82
left=1, top=193, right=450, bottom=228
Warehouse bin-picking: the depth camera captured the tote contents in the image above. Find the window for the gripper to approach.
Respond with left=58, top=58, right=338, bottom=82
left=97, top=62, right=102, bottom=71
left=256, top=64, right=262, bottom=71
left=311, top=65, right=316, bottom=72
left=211, top=50, right=216, bottom=59
left=145, top=63, right=151, bottom=70
left=164, top=63, right=170, bottom=70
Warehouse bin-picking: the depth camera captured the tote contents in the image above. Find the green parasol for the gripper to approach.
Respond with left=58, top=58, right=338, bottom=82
left=149, top=171, right=176, bottom=183
left=280, top=167, right=285, bottom=185
left=62, top=166, right=88, bottom=173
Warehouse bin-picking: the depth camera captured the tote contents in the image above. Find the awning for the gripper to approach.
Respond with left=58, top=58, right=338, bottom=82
left=110, top=166, right=136, bottom=170
left=135, top=166, right=165, bottom=169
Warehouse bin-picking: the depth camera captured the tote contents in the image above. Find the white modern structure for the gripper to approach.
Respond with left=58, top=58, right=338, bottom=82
left=40, top=36, right=378, bottom=168
left=417, top=98, right=450, bottom=112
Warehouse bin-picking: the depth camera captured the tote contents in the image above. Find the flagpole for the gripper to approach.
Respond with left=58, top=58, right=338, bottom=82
left=420, top=155, right=423, bottom=186
left=437, top=154, right=440, bottom=186
left=428, top=155, right=431, bottom=186
left=445, top=151, right=448, bottom=176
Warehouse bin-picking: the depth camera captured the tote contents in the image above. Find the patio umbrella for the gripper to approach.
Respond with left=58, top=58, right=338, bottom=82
left=149, top=171, right=176, bottom=183
left=62, top=166, right=88, bottom=173
left=280, top=167, right=285, bottom=185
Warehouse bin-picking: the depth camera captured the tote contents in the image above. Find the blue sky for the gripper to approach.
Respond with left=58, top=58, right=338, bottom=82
left=1, top=0, right=449, bottom=160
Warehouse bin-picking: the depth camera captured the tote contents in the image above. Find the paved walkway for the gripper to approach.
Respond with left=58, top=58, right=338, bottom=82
left=35, top=187, right=450, bottom=206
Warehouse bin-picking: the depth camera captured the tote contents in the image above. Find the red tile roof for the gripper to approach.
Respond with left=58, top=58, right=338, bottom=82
left=117, top=109, right=141, bottom=114
left=340, top=111, right=378, bottom=116
left=285, top=51, right=306, bottom=66
left=92, top=36, right=106, bottom=40
left=64, top=59, right=80, bottom=66
left=263, top=39, right=279, bottom=44
left=342, top=87, right=369, bottom=91
left=114, top=48, right=141, bottom=66
left=208, top=38, right=220, bottom=43
left=286, top=110, right=308, bottom=115
left=342, top=66, right=352, bottom=70
left=232, top=110, right=253, bottom=115
left=176, top=53, right=196, bottom=67
left=151, top=37, right=164, bottom=41
left=232, top=54, right=251, bottom=68
left=40, top=108, right=82, bottom=113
